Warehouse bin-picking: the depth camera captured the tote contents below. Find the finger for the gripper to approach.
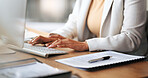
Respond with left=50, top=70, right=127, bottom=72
left=31, top=42, right=37, bottom=46
left=45, top=42, right=53, bottom=47
left=39, top=36, right=54, bottom=42
left=28, top=36, right=49, bottom=45
left=49, top=38, right=74, bottom=46
left=28, top=36, right=41, bottom=44
left=48, top=39, right=62, bottom=48
left=48, top=38, right=59, bottom=41
left=28, top=36, right=38, bottom=44
left=48, top=38, right=76, bottom=48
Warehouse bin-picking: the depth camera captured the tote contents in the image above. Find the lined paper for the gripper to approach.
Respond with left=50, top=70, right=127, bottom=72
left=56, top=51, right=145, bottom=68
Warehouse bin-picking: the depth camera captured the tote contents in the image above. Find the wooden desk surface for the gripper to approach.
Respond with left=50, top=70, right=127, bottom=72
left=1, top=28, right=147, bottom=78
left=0, top=50, right=148, bottom=78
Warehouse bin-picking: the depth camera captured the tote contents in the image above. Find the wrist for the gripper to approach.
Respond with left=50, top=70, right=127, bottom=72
left=83, top=41, right=89, bottom=51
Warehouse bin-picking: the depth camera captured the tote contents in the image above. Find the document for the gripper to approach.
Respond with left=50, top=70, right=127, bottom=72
left=0, top=63, right=59, bottom=78
left=56, top=51, right=145, bottom=69
left=0, top=58, right=71, bottom=78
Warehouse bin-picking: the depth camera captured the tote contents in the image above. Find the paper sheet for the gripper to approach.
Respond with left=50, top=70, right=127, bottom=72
left=0, top=62, right=62, bottom=78
left=56, top=51, right=145, bottom=68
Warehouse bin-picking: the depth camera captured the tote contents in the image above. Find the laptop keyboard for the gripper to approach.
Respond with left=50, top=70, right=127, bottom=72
left=23, top=43, right=67, bottom=54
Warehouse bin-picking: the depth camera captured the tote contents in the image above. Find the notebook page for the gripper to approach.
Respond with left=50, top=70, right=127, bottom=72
left=56, top=51, right=145, bottom=68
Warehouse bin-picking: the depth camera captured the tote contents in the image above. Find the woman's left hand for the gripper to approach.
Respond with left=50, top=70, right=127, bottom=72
left=48, top=38, right=89, bottom=51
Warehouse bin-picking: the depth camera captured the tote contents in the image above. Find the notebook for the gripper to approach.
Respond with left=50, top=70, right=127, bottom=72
left=56, top=51, right=146, bottom=70
left=0, top=58, right=71, bottom=78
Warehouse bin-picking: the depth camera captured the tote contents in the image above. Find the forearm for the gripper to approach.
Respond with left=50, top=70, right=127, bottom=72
left=86, top=0, right=146, bottom=52
left=86, top=32, right=142, bottom=52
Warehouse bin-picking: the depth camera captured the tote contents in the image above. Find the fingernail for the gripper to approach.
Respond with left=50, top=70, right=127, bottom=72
left=45, top=44, right=49, bottom=46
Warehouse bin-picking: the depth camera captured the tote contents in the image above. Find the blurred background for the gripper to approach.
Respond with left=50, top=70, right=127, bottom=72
left=26, top=0, right=76, bottom=33
left=26, top=0, right=148, bottom=33
left=27, top=0, right=148, bottom=22
left=26, top=0, right=75, bottom=22
left=147, top=1, right=148, bottom=11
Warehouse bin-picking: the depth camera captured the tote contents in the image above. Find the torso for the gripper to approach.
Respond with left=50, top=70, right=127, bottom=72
left=87, top=0, right=105, bottom=37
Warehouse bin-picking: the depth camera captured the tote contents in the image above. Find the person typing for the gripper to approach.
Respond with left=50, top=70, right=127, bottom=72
left=29, top=0, right=147, bottom=56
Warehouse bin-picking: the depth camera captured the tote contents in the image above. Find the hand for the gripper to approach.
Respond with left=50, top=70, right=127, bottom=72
left=48, top=38, right=89, bottom=51
left=45, top=34, right=66, bottom=46
left=28, top=34, right=66, bottom=46
left=28, top=35, right=56, bottom=46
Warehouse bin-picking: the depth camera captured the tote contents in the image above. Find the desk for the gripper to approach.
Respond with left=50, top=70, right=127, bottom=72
left=0, top=50, right=148, bottom=78
left=1, top=29, right=148, bottom=78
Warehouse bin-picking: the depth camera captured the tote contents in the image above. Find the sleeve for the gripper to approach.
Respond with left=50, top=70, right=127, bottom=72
left=86, top=0, right=147, bottom=52
left=51, top=0, right=81, bottom=39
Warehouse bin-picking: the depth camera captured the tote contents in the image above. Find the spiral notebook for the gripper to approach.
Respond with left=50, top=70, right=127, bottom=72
left=56, top=51, right=146, bottom=70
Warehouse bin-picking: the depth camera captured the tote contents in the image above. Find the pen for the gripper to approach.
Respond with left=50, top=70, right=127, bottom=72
left=88, top=56, right=112, bottom=63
